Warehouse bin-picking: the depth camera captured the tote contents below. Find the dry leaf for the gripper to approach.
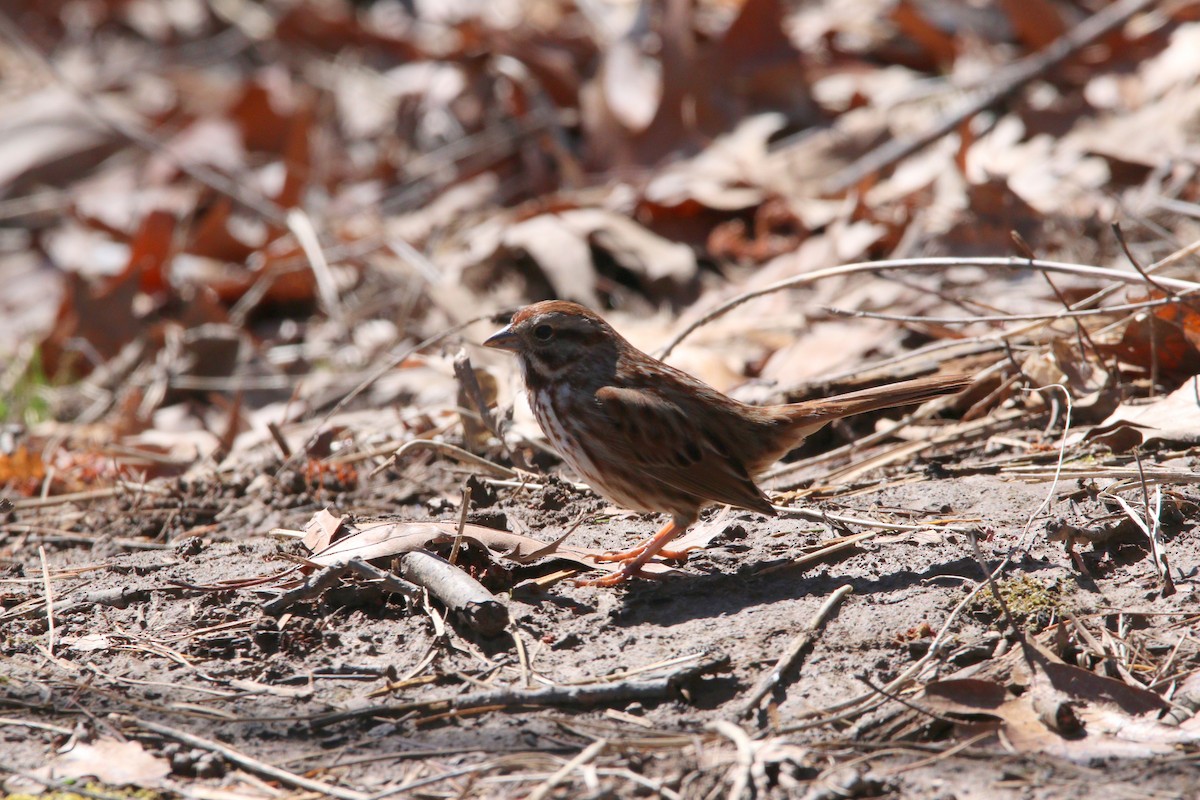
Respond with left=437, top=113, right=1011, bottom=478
left=922, top=643, right=1196, bottom=763
left=1086, top=375, right=1200, bottom=450
left=40, top=738, right=170, bottom=787
left=301, top=515, right=677, bottom=577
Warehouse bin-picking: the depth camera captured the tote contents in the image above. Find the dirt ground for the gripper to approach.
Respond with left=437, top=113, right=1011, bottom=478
left=4, top=424, right=1199, bottom=799
left=5, top=0, right=1200, bottom=797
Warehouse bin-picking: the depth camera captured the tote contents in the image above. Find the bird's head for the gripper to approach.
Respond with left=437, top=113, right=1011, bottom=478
left=484, top=300, right=621, bottom=384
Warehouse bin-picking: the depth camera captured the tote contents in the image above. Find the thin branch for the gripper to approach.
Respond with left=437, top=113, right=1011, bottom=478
left=739, top=584, right=853, bottom=718
left=526, top=739, right=608, bottom=800
left=827, top=288, right=1200, bottom=325
left=126, top=717, right=371, bottom=800
left=822, top=0, right=1157, bottom=192
left=37, top=546, right=55, bottom=656
left=291, top=312, right=497, bottom=468
left=309, top=652, right=730, bottom=729
left=658, top=256, right=1200, bottom=359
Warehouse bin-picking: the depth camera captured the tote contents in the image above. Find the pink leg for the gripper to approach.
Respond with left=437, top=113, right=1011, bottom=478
left=579, top=517, right=689, bottom=586
left=594, top=522, right=692, bottom=563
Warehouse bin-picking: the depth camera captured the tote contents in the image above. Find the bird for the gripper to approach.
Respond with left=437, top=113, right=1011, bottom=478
left=484, top=300, right=970, bottom=585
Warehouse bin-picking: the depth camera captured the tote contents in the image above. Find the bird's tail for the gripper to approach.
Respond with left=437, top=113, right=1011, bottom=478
left=781, top=373, right=972, bottom=426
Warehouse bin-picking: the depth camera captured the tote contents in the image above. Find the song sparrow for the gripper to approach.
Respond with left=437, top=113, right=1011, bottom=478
left=485, top=300, right=970, bottom=585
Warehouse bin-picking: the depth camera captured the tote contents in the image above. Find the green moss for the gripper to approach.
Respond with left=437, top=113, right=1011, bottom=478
left=3, top=782, right=165, bottom=800
left=970, top=574, right=1071, bottom=626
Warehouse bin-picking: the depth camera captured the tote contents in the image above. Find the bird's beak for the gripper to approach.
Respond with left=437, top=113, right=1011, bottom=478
left=483, top=325, right=519, bottom=352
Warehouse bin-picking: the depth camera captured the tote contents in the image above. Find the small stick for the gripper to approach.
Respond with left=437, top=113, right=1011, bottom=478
left=370, top=438, right=517, bottom=480
left=822, top=0, right=1156, bottom=193
left=967, top=531, right=1022, bottom=639
left=526, top=739, right=608, bottom=800
left=738, top=584, right=853, bottom=718
left=262, top=561, right=421, bottom=616
left=709, top=720, right=755, bottom=800
left=125, top=717, right=370, bottom=800
left=11, top=483, right=171, bottom=510
left=1113, top=452, right=1175, bottom=596
left=450, top=479, right=470, bottom=566
left=37, top=546, right=55, bottom=656
left=310, top=652, right=730, bottom=728
left=513, top=627, right=534, bottom=689
left=287, top=208, right=343, bottom=325
left=1039, top=271, right=1103, bottom=362
left=266, top=421, right=292, bottom=459
left=657, top=256, right=1200, bottom=359
left=1112, top=223, right=1171, bottom=391
left=1112, top=223, right=1197, bottom=307
left=823, top=292, right=1200, bottom=326
left=453, top=349, right=502, bottom=442
left=289, top=312, right=497, bottom=467
left=771, top=506, right=974, bottom=535
left=343, top=560, right=424, bottom=602
left=854, top=673, right=961, bottom=726
left=400, top=551, right=509, bottom=636
left=1016, top=384, right=1073, bottom=548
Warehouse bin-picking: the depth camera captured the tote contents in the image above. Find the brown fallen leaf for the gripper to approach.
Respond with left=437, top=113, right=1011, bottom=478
left=300, top=513, right=677, bottom=578
left=1085, top=375, right=1200, bottom=451
left=36, top=738, right=170, bottom=788
left=921, top=641, right=1196, bottom=763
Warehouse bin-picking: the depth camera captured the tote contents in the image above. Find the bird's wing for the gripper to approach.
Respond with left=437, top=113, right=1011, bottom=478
left=594, top=386, right=776, bottom=515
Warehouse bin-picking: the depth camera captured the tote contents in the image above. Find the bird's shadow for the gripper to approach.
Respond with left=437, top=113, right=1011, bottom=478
left=603, top=554, right=1066, bottom=629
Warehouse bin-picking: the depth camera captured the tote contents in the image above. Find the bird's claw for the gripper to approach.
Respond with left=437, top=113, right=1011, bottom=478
left=593, top=544, right=690, bottom=563
left=575, top=565, right=669, bottom=587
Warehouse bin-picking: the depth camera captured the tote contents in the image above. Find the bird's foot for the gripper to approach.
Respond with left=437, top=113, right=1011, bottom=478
left=575, top=565, right=663, bottom=587
left=579, top=518, right=689, bottom=586
left=593, top=542, right=690, bottom=563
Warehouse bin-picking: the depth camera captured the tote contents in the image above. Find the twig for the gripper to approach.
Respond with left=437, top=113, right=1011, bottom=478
left=738, top=584, right=853, bottom=718
left=453, top=349, right=503, bottom=444
left=779, top=572, right=999, bottom=733
left=261, top=560, right=422, bottom=616
left=310, top=652, right=730, bottom=728
left=400, top=551, right=509, bottom=636
left=4, top=586, right=153, bottom=622
left=266, top=420, right=293, bottom=459
left=657, top=256, right=1200, bottom=359
left=126, top=717, right=370, bottom=800
left=290, top=312, right=497, bottom=468
left=709, top=721, right=756, bottom=800
left=0, top=767, right=135, bottom=800
left=527, top=739, right=608, bottom=800
left=10, top=482, right=171, bottom=510
left=37, top=546, right=55, bottom=656
left=854, top=673, right=962, bottom=726
left=824, top=289, right=1200, bottom=326
left=344, top=560, right=425, bottom=601
left=875, top=730, right=994, bottom=777
left=0, top=13, right=286, bottom=225
left=450, top=479, right=471, bottom=566
left=367, top=764, right=498, bottom=800
left=1111, top=484, right=1175, bottom=598
left=1112, top=222, right=1195, bottom=308
left=1132, top=447, right=1174, bottom=596
left=369, top=437, right=517, bottom=480
left=755, top=532, right=879, bottom=576
left=286, top=208, right=344, bottom=324
left=967, top=531, right=1021, bottom=639
left=771, top=505, right=974, bottom=535
left=1016, top=384, right=1072, bottom=548
left=822, top=0, right=1157, bottom=192
left=513, top=627, right=534, bottom=689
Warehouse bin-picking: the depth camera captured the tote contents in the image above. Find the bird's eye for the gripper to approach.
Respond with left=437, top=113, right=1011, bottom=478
left=533, top=324, right=554, bottom=341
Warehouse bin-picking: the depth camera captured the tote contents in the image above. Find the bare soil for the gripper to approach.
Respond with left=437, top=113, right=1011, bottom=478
left=4, top=436, right=1198, bottom=799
